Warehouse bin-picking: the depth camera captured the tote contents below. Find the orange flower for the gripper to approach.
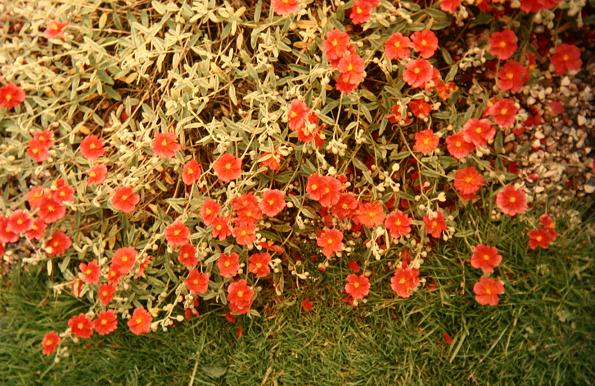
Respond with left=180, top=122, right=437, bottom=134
left=211, top=216, right=231, bottom=240
left=384, top=210, right=412, bottom=238
left=7, top=209, right=32, bottom=234
left=259, top=189, right=286, bottom=217
left=317, top=228, right=343, bottom=257
left=178, top=243, right=198, bottom=268
left=331, top=193, right=359, bottom=220
left=528, top=228, right=554, bottom=250
left=390, top=267, right=420, bottom=298
left=79, top=135, right=105, bottom=160
left=68, top=313, right=94, bottom=338
left=26, top=186, right=45, bottom=209
left=403, top=59, right=433, bottom=88
left=25, top=218, right=46, bottom=240
left=496, top=60, right=528, bottom=93
left=0, top=216, right=18, bottom=243
left=411, top=29, right=438, bottom=58
left=217, top=252, right=240, bottom=278
left=495, top=184, right=527, bottom=216
left=336, top=52, right=366, bottom=93
left=45, top=230, right=71, bottom=256
left=470, top=244, right=502, bottom=274
left=384, top=32, right=411, bottom=60
left=98, top=284, right=115, bottom=306
left=27, top=138, right=50, bottom=163
left=445, top=132, right=475, bottom=160
left=127, top=307, right=152, bottom=335
left=350, top=0, right=373, bottom=25
left=111, top=247, right=137, bottom=275
left=232, top=193, right=262, bottom=223
left=486, top=98, right=517, bottom=128
left=0, top=83, right=26, bottom=109
left=423, top=210, right=447, bottom=238
left=38, top=196, right=66, bottom=223
left=94, top=310, right=118, bottom=336
left=488, top=29, right=518, bottom=60
left=439, top=0, right=461, bottom=13
left=473, top=277, right=505, bottom=306
left=323, top=30, right=353, bottom=68
left=462, top=118, right=495, bottom=147
left=86, top=164, right=108, bottom=186
left=43, top=21, right=68, bottom=38
left=271, top=0, right=299, bottom=15
left=550, top=43, right=582, bottom=75
left=227, top=279, right=254, bottom=315
left=200, top=199, right=221, bottom=225
left=413, top=129, right=439, bottom=155
left=355, top=201, right=385, bottom=228
left=185, top=270, right=210, bottom=294
left=111, top=186, right=140, bottom=214
left=164, top=221, right=190, bottom=247
left=182, top=159, right=202, bottom=185
left=453, top=166, right=485, bottom=196
left=80, top=260, right=100, bottom=284
left=249, top=252, right=272, bottom=277
left=345, top=274, right=370, bottom=300
left=213, top=153, right=242, bottom=182
left=41, top=331, right=60, bottom=356
left=151, top=132, right=181, bottom=159
left=287, top=99, right=311, bottom=131
left=232, top=220, right=257, bottom=245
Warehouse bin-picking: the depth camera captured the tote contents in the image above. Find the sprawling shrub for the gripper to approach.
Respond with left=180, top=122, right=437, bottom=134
left=0, top=0, right=590, bottom=357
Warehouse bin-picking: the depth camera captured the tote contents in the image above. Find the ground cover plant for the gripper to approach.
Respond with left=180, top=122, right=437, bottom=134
left=0, top=0, right=593, bottom=384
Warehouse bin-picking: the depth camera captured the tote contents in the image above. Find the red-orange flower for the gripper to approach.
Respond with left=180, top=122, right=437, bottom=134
left=423, top=210, right=447, bottom=238
left=182, top=159, right=202, bottom=185
left=80, top=260, right=100, bottom=284
left=86, top=164, right=108, bottom=186
left=111, top=247, right=137, bottom=275
left=38, top=196, right=66, bottom=223
left=127, top=307, right=152, bottom=335
left=413, top=129, right=439, bottom=154
left=259, top=189, right=286, bottom=217
left=323, top=30, right=352, bottom=68
left=550, top=44, right=582, bottom=75
left=68, top=313, right=94, bottom=338
left=111, top=186, right=140, bottom=214
left=345, top=274, right=370, bottom=300
left=446, top=132, right=476, bottom=160
left=495, top=185, right=527, bottom=216
left=232, top=193, right=262, bottom=223
left=317, top=228, right=343, bottom=257
left=439, top=0, right=461, bottom=13
left=488, top=29, right=518, bottom=60
left=411, top=29, right=438, bottom=58
left=33, top=129, right=54, bottom=148
left=287, top=99, right=311, bottom=130
left=185, top=270, right=210, bottom=294
left=231, top=221, right=256, bottom=245
left=453, top=166, right=485, bottom=196
left=462, top=118, right=495, bottom=147
left=217, top=252, right=240, bottom=278
left=390, top=267, right=420, bottom=298
left=27, top=138, right=50, bottom=163
left=25, top=218, right=46, bottom=240
left=94, top=310, right=118, bottom=336
left=152, top=132, right=180, bottom=159
left=98, top=284, right=115, bottom=306
left=51, top=178, right=74, bottom=203
left=528, top=228, right=554, bottom=250
left=306, top=174, right=342, bottom=207
left=45, top=230, right=71, bottom=256
left=211, top=216, right=231, bottom=240
left=336, top=52, right=366, bottom=91
left=178, top=243, right=198, bottom=268
left=403, top=59, right=434, bottom=88
left=486, top=98, right=518, bottom=128
left=271, top=0, right=299, bottom=15
left=355, top=201, right=385, bottom=228
left=0, top=83, right=26, bottom=109
left=470, top=244, right=502, bottom=273
left=0, top=216, right=18, bottom=244
left=26, top=186, right=45, bottom=209
left=385, top=210, right=412, bottom=238
left=496, top=60, right=528, bottom=93
left=41, top=331, right=60, bottom=356
left=384, top=32, right=411, bottom=60
left=200, top=199, right=221, bottom=225
left=43, top=21, right=68, bottom=38
left=350, top=0, right=373, bottom=25
left=473, top=277, right=505, bottom=306
left=227, top=279, right=254, bottom=315
left=79, top=135, right=105, bottom=160
left=164, top=221, right=190, bottom=247
left=331, top=193, right=359, bottom=220
left=7, top=209, right=32, bottom=234
left=213, top=153, right=242, bottom=182
left=249, top=252, right=272, bottom=277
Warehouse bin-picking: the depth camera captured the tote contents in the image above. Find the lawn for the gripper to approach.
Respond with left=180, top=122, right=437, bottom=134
left=2, top=204, right=592, bottom=385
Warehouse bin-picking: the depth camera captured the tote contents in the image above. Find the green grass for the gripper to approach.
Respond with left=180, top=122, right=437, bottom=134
left=1, top=208, right=593, bottom=385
